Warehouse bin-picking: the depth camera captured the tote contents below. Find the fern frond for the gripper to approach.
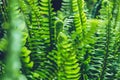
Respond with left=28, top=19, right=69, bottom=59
left=39, top=0, right=56, bottom=49
left=56, top=32, right=80, bottom=80
left=87, top=0, right=120, bottom=80
left=24, top=0, right=57, bottom=79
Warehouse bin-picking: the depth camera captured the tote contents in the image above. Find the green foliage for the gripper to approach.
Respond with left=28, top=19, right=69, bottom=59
left=0, top=0, right=120, bottom=80
left=2, top=0, right=27, bottom=80
left=56, top=32, right=80, bottom=80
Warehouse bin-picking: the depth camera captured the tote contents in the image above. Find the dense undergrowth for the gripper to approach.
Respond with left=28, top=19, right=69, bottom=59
left=0, top=0, right=120, bottom=80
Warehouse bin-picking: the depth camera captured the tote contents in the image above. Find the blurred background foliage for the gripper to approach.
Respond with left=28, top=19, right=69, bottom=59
left=0, top=0, right=120, bottom=80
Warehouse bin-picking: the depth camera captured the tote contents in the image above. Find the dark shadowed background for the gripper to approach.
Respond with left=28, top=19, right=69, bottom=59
left=52, top=0, right=62, bottom=11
